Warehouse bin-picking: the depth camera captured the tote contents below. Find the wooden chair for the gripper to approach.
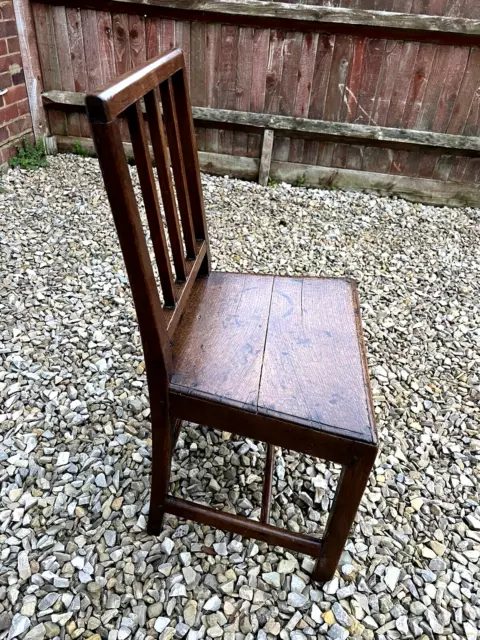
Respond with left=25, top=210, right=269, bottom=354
left=86, top=49, right=378, bottom=582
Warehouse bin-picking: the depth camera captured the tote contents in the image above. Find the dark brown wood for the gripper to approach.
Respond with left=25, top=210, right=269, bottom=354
left=164, top=240, right=207, bottom=336
left=169, top=386, right=376, bottom=467
left=171, top=273, right=375, bottom=444
left=127, top=101, right=176, bottom=307
left=87, top=49, right=377, bottom=582
left=160, top=76, right=197, bottom=260
left=144, top=87, right=187, bottom=282
left=312, top=451, right=376, bottom=581
left=38, top=0, right=480, bottom=47
left=171, top=68, right=211, bottom=261
left=261, top=444, right=275, bottom=524
left=164, top=496, right=322, bottom=556
left=86, top=48, right=183, bottom=122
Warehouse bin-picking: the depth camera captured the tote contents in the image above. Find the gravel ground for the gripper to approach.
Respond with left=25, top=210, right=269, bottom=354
left=0, top=154, right=479, bottom=640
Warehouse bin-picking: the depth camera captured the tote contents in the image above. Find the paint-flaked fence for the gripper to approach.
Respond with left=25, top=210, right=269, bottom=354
left=19, top=0, right=480, bottom=204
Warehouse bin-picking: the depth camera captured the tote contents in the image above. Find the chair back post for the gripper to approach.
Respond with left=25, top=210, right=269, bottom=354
left=90, top=118, right=172, bottom=383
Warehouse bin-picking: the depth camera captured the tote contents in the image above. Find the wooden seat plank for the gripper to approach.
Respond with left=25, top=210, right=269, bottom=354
left=259, top=276, right=374, bottom=442
left=171, top=272, right=274, bottom=407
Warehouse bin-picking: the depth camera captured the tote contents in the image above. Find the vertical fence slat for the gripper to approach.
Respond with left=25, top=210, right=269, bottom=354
left=52, top=5, right=80, bottom=137
left=247, top=27, right=269, bottom=158
left=289, top=32, right=319, bottom=163
left=217, top=24, right=238, bottom=155
left=146, top=16, right=160, bottom=59
left=129, top=14, right=147, bottom=68
left=97, top=12, right=115, bottom=84
left=113, top=13, right=131, bottom=74
left=274, top=31, right=303, bottom=162
left=190, top=21, right=207, bottom=151
left=205, top=22, right=220, bottom=153
left=302, top=34, right=335, bottom=165
left=32, top=3, right=66, bottom=135
left=233, top=26, right=253, bottom=157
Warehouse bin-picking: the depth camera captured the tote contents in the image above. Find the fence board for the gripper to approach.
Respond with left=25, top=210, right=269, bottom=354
left=52, top=5, right=80, bottom=135
left=274, top=31, right=303, bottom=161
left=205, top=22, right=220, bottom=153
left=233, top=27, right=254, bottom=156
left=302, top=34, right=335, bottom=164
left=247, top=27, right=270, bottom=157
left=216, top=24, right=238, bottom=155
left=33, top=3, right=66, bottom=135
left=113, top=13, right=131, bottom=73
left=289, top=31, right=319, bottom=162
left=129, top=14, right=147, bottom=68
left=190, top=21, right=207, bottom=150
left=65, top=7, right=89, bottom=136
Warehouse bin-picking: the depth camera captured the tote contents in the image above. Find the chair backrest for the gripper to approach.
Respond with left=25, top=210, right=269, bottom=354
left=86, top=49, right=210, bottom=384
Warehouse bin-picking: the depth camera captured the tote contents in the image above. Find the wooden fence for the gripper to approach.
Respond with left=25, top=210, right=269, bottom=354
left=16, top=0, right=480, bottom=206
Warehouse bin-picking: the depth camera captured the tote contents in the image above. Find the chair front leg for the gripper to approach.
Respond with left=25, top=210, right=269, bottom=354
left=312, top=450, right=376, bottom=582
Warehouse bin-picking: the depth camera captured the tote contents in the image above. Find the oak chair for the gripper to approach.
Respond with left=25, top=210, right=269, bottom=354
left=86, top=49, right=378, bottom=582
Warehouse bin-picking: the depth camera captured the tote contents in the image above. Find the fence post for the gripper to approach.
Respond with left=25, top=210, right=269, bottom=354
left=258, top=129, right=274, bottom=186
left=13, top=0, right=56, bottom=153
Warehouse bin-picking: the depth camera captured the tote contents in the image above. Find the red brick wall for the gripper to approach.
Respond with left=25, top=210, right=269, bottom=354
left=0, top=0, right=33, bottom=168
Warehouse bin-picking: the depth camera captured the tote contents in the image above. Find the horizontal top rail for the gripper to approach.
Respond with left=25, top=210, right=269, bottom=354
left=39, top=0, right=480, bottom=47
left=86, top=49, right=184, bottom=123
left=44, top=90, right=480, bottom=156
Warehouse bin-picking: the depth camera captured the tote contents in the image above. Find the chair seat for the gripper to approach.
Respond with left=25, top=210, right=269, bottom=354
left=171, top=272, right=376, bottom=444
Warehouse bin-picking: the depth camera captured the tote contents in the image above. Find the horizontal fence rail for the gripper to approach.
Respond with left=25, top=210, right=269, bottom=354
left=37, top=0, right=480, bottom=46
left=43, top=90, right=480, bottom=156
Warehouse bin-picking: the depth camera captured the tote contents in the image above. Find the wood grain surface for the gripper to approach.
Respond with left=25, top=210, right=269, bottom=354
left=171, top=273, right=375, bottom=443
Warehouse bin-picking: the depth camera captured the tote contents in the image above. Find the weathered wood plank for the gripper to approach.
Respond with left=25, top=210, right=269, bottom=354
left=113, top=12, right=131, bottom=73
left=129, top=13, right=147, bottom=68
left=216, top=25, right=238, bottom=155
left=269, top=159, right=480, bottom=207
left=52, top=5, right=81, bottom=136
left=318, top=34, right=353, bottom=167
left=233, top=26, right=254, bottom=156
left=97, top=11, right=116, bottom=83
left=247, top=27, right=270, bottom=158
left=289, top=31, right=319, bottom=163
left=205, top=22, right=220, bottom=153
left=303, top=34, right=335, bottom=165
left=258, top=129, right=274, bottom=185
left=81, top=9, right=102, bottom=89
left=175, top=21, right=191, bottom=76
left=274, top=31, right=303, bottom=161
left=43, top=90, right=480, bottom=154
left=190, top=21, right=207, bottom=150
left=447, top=48, right=480, bottom=134
left=13, top=0, right=51, bottom=142
left=38, top=0, right=480, bottom=46
left=145, top=15, right=160, bottom=58
left=66, top=7, right=90, bottom=136
left=32, top=3, right=66, bottom=136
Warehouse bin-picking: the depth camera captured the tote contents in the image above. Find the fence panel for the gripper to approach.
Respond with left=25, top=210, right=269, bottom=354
left=28, top=0, right=480, bottom=201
